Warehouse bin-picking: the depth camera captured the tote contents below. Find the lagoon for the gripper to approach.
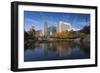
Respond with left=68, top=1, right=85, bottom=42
left=24, top=41, right=90, bottom=62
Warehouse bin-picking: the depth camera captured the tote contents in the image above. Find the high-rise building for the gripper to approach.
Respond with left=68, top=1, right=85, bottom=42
left=44, top=20, right=48, bottom=36
left=48, top=26, right=56, bottom=36
left=57, top=21, right=71, bottom=32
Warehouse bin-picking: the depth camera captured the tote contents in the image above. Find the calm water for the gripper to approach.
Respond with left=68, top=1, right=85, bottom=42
left=24, top=41, right=90, bottom=62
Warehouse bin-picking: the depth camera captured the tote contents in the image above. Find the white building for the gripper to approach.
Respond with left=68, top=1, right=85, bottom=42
left=57, top=21, right=71, bottom=32
left=44, top=20, right=48, bottom=36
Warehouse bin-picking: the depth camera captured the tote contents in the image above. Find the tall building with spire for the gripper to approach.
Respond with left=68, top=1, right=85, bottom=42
left=44, top=20, right=48, bottom=36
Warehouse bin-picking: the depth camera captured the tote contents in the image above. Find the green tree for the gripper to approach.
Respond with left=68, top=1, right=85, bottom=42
left=80, top=25, right=90, bottom=34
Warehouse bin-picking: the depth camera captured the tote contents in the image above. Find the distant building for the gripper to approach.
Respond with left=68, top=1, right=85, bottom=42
left=44, top=20, right=48, bottom=36
left=47, top=26, right=56, bottom=36
left=57, top=21, right=71, bottom=32
left=35, top=30, right=43, bottom=37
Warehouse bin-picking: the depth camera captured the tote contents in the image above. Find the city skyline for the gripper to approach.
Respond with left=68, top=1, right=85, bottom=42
left=24, top=11, right=90, bottom=31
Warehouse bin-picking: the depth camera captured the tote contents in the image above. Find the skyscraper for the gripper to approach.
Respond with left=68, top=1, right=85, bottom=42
left=48, top=26, right=56, bottom=36
left=57, top=21, right=71, bottom=32
left=44, top=20, right=48, bottom=36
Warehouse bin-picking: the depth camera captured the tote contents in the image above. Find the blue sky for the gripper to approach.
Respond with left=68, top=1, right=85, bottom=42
left=24, top=11, right=90, bottom=31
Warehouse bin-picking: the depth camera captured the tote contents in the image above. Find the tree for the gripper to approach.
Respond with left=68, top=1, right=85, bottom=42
left=24, top=31, right=29, bottom=41
left=80, top=25, right=90, bottom=34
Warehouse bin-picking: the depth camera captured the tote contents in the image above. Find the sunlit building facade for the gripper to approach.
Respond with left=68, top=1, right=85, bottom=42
left=57, top=21, right=71, bottom=32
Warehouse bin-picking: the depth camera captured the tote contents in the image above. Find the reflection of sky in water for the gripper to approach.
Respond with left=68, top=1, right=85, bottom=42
left=24, top=42, right=90, bottom=62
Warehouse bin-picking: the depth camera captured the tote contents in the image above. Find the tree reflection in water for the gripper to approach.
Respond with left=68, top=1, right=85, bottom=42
left=24, top=41, right=90, bottom=62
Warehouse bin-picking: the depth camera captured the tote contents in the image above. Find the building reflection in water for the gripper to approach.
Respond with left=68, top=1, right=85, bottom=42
left=24, top=41, right=90, bottom=61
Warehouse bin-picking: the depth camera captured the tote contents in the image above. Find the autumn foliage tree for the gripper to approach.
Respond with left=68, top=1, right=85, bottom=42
left=53, top=31, right=85, bottom=39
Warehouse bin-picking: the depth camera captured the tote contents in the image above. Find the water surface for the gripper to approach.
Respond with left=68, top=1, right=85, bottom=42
left=24, top=41, right=90, bottom=62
